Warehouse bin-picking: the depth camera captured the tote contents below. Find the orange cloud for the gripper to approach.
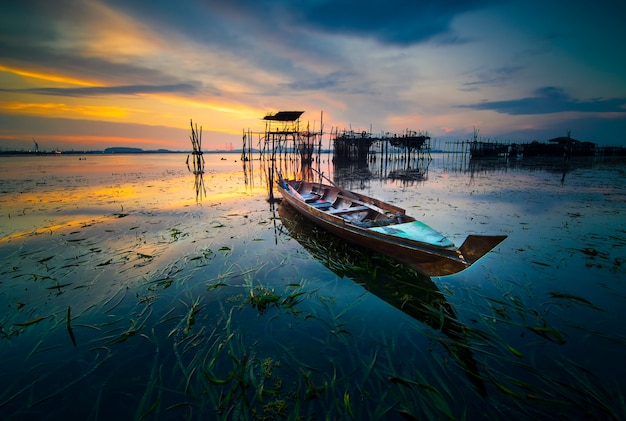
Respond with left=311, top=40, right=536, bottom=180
left=386, top=114, right=425, bottom=128
left=0, top=65, right=95, bottom=86
left=1, top=101, right=141, bottom=119
left=161, top=95, right=263, bottom=120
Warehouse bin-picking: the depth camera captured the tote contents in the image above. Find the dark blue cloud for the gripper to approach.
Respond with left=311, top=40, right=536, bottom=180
left=294, top=0, right=496, bottom=45
left=103, top=0, right=495, bottom=46
left=283, top=72, right=347, bottom=92
left=462, top=65, right=525, bottom=90
left=459, top=87, right=626, bottom=115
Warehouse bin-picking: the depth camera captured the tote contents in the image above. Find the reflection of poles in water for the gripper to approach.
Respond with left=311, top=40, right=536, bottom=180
left=193, top=171, right=205, bottom=202
left=187, top=119, right=206, bottom=202
left=242, top=131, right=255, bottom=190
left=241, top=128, right=254, bottom=163
left=263, top=144, right=322, bottom=205
left=242, top=154, right=253, bottom=189
left=277, top=202, right=487, bottom=397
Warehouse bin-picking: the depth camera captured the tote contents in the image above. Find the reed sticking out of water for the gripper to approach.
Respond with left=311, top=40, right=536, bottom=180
left=66, top=306, right=77, bottom=347
left=187, top=120, right=204, bottom=175
left=188, top=119, right=206, bottom=201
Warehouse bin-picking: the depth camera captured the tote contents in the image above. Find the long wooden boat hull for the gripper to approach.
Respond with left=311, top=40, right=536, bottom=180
left=277, top=178, right=506, bottom=277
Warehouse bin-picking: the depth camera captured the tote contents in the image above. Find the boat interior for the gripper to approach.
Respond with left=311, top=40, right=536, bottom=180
left=291, top=181, right=405, bottom=227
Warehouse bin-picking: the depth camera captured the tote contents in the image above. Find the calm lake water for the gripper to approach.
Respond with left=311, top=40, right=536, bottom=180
left=1, top=152, right=625, bottom=420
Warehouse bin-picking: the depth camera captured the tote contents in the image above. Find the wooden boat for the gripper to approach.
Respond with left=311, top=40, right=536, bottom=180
left=277, top=176, right=506, bottom=277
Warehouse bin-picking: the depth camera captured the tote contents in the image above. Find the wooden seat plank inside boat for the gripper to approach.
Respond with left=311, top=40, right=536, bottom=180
left=309, top=201, right=332, bottom=210
left=327, top=205, right=370, bottom=215
left=302, top=194, right=321, bottom=203
left=335, top=194, right=387, bottom=214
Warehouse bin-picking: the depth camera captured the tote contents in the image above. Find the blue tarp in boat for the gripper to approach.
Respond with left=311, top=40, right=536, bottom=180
left=369, top=221, right=455, bottom=249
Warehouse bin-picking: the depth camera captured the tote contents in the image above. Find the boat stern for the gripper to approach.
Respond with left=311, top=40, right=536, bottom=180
left=459, top=235, right=507, bottom=264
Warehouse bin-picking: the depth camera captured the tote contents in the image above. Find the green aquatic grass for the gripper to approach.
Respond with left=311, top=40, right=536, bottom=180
left=2, top=155, right=626, bottom=420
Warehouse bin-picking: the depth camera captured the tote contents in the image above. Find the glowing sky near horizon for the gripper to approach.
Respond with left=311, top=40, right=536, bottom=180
left=1, top=0, right=625, bottom=151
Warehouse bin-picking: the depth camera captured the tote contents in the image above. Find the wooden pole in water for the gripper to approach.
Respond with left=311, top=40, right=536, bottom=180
left=241, top=130, right=246, bottom=161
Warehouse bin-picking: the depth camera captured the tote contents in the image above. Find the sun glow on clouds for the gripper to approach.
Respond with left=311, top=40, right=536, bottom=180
left=162, top=96, right=260, bottom=119
left=51, top=0, right=160, bottom=59
left=1, top=102, right=139, bottom=119
left=387, top=115, right=426, bottom=127
left=0, top=65, right=96, bottom=87
left=143, top=95, right=268, bottom=136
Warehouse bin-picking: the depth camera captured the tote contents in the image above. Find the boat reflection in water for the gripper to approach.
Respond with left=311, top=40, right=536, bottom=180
left=277, top=202, right=487, bottom=397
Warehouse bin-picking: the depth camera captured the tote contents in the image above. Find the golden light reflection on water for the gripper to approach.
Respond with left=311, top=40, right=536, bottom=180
left=90, top=186, right=137, bottom=199
left=0, top=155, right=266, bottom=242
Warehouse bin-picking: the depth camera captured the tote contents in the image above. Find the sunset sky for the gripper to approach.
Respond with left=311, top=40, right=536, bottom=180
left=1, top=0, right=625, bottom=151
